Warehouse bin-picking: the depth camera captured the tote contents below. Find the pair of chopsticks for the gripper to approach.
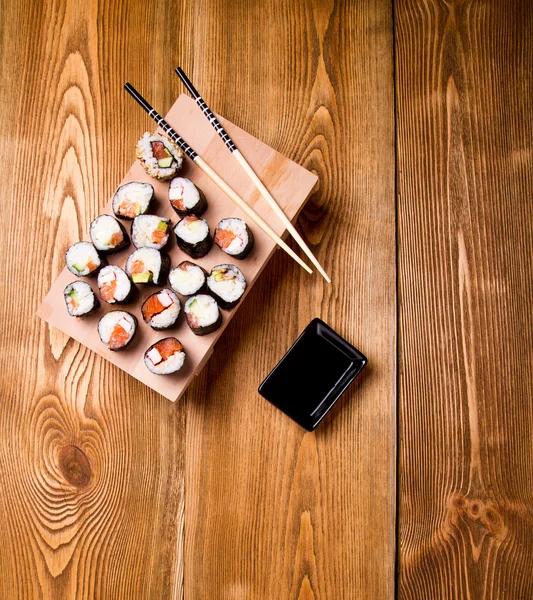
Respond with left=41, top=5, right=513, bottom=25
left=124, top=69, right=330, bottom=283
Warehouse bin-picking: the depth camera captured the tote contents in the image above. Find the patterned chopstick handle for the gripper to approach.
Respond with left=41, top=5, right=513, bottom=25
left=149, top=109, right=198, bottom=160
left=195, top=96, right=237, bottom=152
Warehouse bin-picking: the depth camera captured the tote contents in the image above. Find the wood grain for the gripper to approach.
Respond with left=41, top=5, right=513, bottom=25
left=0, top=0, right=189, bottom=597
left=396, top=1, right=533, bottom=598
left=183, top=1, right=396, bottom=599
left=1, top=0, right=397, bottom=598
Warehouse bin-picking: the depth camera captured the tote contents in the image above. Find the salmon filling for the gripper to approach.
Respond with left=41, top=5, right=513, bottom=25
left=154, top=338, right=183, bottom=361
left=152, top=228, right=167, bottom=245
left=151, top=141, right=167, bottom=160
left=109, top=324, right=129, bottom=350
left=214, top=229, right=237, bottom=249
left=142, top=294, right=166, bottom=321
left=100, top=278, right=117, bottom=302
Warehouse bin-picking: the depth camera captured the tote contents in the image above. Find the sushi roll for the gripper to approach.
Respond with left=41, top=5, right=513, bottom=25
left=144, top=337, right=186, bottom=375
left=184, top=294, right=222, bottom=336
left=174, top=215, right=212, bottom=259
left=97, top=265, right=135, bottom=304
left=131, top=215, right=171, bottom=250
left=125, top=247, right=170, bottom=285
left=168, top=177, right=207, bottom=217
left=66, top=241, right=107, bottom=277
left=213, top=217, right=254, bottom=260
left=98, top=310, right=137, bottom=351
left=136, top=132, right=184, bottom=181
left=112, top=181, right=154, bottom=220
left=63, top=281, right=99, bottom=317
left=169, top=261, right=208, bottom=296
left=89, top=214, right=130, bottom=254
left=141, top=289, right=181, bottom=330
left=207, top=264, right=247, bottom=310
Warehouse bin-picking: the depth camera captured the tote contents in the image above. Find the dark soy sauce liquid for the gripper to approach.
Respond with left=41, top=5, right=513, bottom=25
left=261, top=326, right=353, bottom=426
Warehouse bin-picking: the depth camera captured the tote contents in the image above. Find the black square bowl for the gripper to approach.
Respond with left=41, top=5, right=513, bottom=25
left=258, top=318, right=367, bottom=431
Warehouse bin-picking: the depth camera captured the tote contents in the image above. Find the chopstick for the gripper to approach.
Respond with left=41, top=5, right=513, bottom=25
left=124, top=83, right=313, bottom=276
left=175, top=67, right=331, bottom=284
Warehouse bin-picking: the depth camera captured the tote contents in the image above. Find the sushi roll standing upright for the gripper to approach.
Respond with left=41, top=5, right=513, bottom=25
left=90, top=215, right=130, bottom=254
left=125, top=247, right=170, bottom=285
left=169, top=261, right=208, bottom=296
left=174, top=215, right=212, bottom=259
left=112, top=181, right=154, bottom=220
left=98, top=311, right=138, bottom=351
left=207, top=264, right=247, bottom=309
left=131, top=215, right=171, bottom=250
left=144, top=338, right=186, bottom=375
left=136, top=132, right=184, bottom=181
left=213, top=217, right=254, bottom=260
left=184, top=294, right=222, bottom=336
left=66, top=242, right=107, bottom=277
left=168, top=177, right=207, bottom=217
left=97, top=265, right=135, bottom=304
left=63, top=281, right=99, bottom=317
left=141, top=289, right=181, bottom=330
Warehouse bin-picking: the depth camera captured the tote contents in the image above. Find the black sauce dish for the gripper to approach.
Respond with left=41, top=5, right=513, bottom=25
left=258, top=318, right=367, bottom=431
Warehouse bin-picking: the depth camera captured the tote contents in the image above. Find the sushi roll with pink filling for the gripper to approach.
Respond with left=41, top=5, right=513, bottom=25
left=168, top=177, right=207, bottom=217
left=174, top=215, right=212, bottom=258
left=169, top=261, right=208, bottom=296
left=112, top=181, right=154, bottom=220
left=141, top=289, right=181, bottom=330
left=97, top=265, right=135, bottom=304
left=214, top=217, right=254, bottom=260
left=98, top=311, right=137, bottom=351
left=131, top=215, right=171, bottom=250
left=144, top=337, right=186, bottom=375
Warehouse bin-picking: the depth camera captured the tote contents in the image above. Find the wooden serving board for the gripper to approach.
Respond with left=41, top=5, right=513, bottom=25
left=37, top=94, right=318, bottom=402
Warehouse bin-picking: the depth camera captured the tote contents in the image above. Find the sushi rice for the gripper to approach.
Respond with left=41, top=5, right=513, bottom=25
left=131, top=215, right=171, bottom=249
left=97, top=265, right=134, bottom=304
left=141, top=288, right=181, bottom=330
left=169, top=261, right=207, bottom=296
left=168, top=177, right=207, bottom=216
left=207, top=264, right=247, bottom=309
left=214, top=217, right=254, bottom=259
left=66, top=241, right=106, bottom=277
left=136, top=132, right=184, bottom=181
left=144, top=337, right=186, bottom=375
left=125, top=247, right=170, bottom=285
left=63, top=281, right=99, bottom=316
left=98, top=310, right=137, bottom=351
left=112, top=181, right=154, bottom=219
left=184, top=294, right=222, bottom=336
left=90, top=214, right=129, bottom=253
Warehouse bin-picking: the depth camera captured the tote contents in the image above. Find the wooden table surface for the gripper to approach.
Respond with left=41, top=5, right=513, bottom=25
left=0, top=1, right=531, bottom=598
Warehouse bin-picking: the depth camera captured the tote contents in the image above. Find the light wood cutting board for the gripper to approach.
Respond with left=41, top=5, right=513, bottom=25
left=37, top=94, right=318, bottom=401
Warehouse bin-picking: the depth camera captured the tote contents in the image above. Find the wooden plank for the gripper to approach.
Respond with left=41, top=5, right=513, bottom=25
left=396, top=1, right=533, bottom=597
left=0, top=1, right=192, bottom=598
left=182, top=1, right=396, bottom=598
left=37, top=94, right=318, bottom=402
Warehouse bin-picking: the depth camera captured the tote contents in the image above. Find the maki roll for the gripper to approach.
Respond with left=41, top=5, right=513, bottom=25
left=141, top=289, right=181, bottom=330
left=97, top=265, right=135, bottom=304
left=112, top=181, right=154, bottom=220
left=174, top=215, right=212, bottom=259
left=63, top=281, right=99, bottom=317
left=214, top=217, right=254, bottom=260
left=184, top=294, right=222, bottom=336
left=207, top=264, right=247, bottom=310
left=66, top=241, right=106, bottom=277
left=98, top=311, right=137, bottom=351
left=144, top=337, right=186, bottom=375
left=131, top=215, right=171, bottom=250
left=90, top=214, right=130, bottom=254
left=168, top=177, right=207, bottom=217
left=136, top=132, right=184, bottom=181
left=125, top=247, right=170, bottom=285
left=169, top=261, right=208, bottom=296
